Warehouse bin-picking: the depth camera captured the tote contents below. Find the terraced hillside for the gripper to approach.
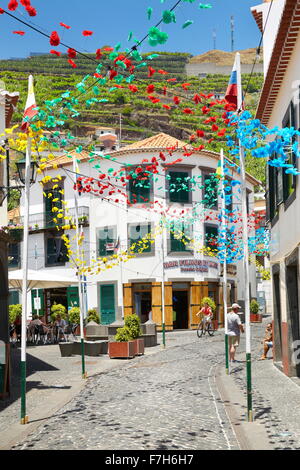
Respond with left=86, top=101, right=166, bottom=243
left=0, top=51, right=265, bottom=182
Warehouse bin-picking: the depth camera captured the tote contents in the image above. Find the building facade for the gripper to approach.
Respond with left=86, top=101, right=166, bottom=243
left=10, top=133, right=259, bottom=329
left=253, top=0, right=300, bottom=376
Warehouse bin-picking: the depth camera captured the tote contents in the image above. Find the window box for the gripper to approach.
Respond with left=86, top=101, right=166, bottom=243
left=108, top=340, right=135, bottom=359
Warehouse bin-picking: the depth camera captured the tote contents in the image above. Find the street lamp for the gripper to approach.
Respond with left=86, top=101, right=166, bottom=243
left=16, top=158, right=37, bottom=186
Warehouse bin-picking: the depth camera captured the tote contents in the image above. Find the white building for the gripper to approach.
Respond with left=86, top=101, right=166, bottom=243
left=9, top=133, right=259, bottom=329
left=252, top=0, right=300, bottom=376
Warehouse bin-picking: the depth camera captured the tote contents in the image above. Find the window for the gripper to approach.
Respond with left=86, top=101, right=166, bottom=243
left=168, top=171, right=190, bottom=203
left=45, top=233, right=69, bottom=266
left=204, top=225, right=218, bottom=252
left=282, top=102, right=297, bottom=201
left=8, top=243, right=20, bottom=268
left=203, top=173, right=218, bottom=209
left=169, top=221, right=192, bottom=253
left=98, top=226, right=117, bottom=257
left=128, top=223, right=153, bottom=254
left=44, top=186, right=64, bottom=228
left=128, top=171, right=152, bottom=204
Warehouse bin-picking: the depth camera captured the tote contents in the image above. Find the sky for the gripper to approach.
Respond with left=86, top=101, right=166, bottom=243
left=0, top=0, right=261, bottom=60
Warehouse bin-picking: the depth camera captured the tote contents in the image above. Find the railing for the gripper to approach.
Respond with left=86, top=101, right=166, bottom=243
left=7, top=206, right=89, bottom=232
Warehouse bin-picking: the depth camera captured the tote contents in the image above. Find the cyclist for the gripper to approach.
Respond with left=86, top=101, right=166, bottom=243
left=196, top=302, right=213, bottom=330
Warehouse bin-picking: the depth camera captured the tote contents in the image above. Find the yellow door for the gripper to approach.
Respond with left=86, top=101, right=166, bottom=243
left=164, top=282, right=173, bottom=331
left=151, top=282, right=162, bottom=328
left=190, top=282, right=201, bottom=329
left=123, top=283, right=133, bottom=317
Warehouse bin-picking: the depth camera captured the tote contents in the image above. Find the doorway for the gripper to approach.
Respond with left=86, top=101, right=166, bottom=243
left=133, top=284, right=152, bottom=323
left=172, top=290, right=189, bottom=329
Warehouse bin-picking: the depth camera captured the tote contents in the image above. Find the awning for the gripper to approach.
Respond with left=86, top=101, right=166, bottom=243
left=9, top=269, right=78, bottom=291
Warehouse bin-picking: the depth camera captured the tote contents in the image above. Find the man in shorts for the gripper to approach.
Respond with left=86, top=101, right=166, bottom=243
left=227, top=303, right=244, bottom=362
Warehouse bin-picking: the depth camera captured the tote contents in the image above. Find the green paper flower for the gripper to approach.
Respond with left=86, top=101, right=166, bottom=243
left=162, top=10, right=176, bottom=24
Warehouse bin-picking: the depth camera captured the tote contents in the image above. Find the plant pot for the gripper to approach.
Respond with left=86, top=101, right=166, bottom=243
left=74, top=326, right=87, bottom=337
left=108, top=341, right=135, bottom=359
left=250, top=313, right=262, bottom=323
left=133, top=338, right=144, bottom=356
left=59, top=342, right=74, bottom=357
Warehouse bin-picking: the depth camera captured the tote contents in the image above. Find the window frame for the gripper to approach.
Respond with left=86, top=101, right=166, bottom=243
left=202, top=171, right=219, bottom=210
left=97, top=225, right=117, bottom=257
left=168, top=221, right=193, bottom=254
left=45, top=231, right=69, bottom=267
left=127, top=222, right=154, bottom=256
left=204, top=224, right=219, bottom=254
left=166, top=168, right=192, bottom=205
left=127, top=167, right=153, bottom=205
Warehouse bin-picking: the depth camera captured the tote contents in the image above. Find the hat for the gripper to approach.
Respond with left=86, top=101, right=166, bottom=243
left=231, top=303, right=241, bottom=310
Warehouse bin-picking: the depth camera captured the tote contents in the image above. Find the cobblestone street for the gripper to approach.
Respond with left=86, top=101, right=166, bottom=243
left=11, top=332, right=239, bottom=450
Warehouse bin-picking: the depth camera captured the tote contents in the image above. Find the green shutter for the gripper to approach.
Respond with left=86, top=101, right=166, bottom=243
left=129, top=177, right=151, bottom=203
left=130, top=224, right=151, bottom=253
left=100, top=284, right=115, bottom=324
left=205, top=226, right=218, bottom=251
left=204, top=175, right=218, bottom=208
left=170, top=223, right=187, bottom=252
left=67, top=286, right=80, bottom=310
left=98, top=228, right=115, bottom=256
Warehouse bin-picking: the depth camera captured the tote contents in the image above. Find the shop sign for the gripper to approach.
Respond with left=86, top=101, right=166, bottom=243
left=163, top=259, right=218, bottom=273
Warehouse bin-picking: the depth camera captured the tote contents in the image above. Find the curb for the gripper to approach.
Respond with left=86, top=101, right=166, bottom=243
left=215, top=363, right=273, bottom=450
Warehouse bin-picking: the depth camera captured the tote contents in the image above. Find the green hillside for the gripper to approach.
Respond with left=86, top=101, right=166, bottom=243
left=0, top=51, right=265, bottom=183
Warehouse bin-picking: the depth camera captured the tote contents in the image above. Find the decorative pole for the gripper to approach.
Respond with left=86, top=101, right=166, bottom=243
left=20, top=135, right=31, bottom=425
left=220, top=149, right=229, bottom=374
left=73, top=156, right=86, bottom=379
left=161, top=215, right=166, bottom=349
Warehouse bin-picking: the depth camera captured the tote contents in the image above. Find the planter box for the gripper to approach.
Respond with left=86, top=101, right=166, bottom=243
left=74, top=326, right=87, bottom=337
left=250, top=313, right=262, bottom=323
left=133, top=338, right=144, bottom=356
left=59, top=342, right=74, bottom=357
left=108, top=341, right=135, bottom=359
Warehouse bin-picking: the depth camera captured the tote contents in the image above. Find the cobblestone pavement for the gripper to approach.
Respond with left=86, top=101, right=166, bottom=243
left=12, top=332, right=240, bottom=450
left=230, top=320, right=300, bottom=451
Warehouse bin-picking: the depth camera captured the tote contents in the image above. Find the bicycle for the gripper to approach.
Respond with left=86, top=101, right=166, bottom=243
left=197, top=317, right=215, bottom=338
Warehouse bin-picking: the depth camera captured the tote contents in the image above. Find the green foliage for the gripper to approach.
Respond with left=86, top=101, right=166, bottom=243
left=201, top=297, right=216, bottom=313
left=250, top=299, right=259, bottom=314
left=68, top=306, right=80, bottom=324
left=9, top=304, right=22, bottom=323
left=50, top=303, right=67, bottom=321
left=114, top=326, right=133, bottom=342
left=87, top=308, right=100, bottom=324
left=124, top=314, right=142, bottom=339
left=8, top=189, right=21, bottom=212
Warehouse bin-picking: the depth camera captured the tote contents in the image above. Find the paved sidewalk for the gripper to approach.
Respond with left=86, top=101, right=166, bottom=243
left=216, top=318, right=300, bottom=450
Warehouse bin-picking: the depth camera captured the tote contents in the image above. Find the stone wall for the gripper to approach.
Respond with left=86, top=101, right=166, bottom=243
left=0, top=231, right=9, bottom=343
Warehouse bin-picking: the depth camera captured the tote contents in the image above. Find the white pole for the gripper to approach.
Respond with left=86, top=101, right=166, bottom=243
left=161, top=213, right=166, bottom=348
left=235, top=51, right=252, bottom=421
left=20, top=135, right=31, bottom=424
left=34, top=242, right=39, bottom=317
left=220, top=149, right=229, bottom=373
left=73, top=157, right=86, bottom=378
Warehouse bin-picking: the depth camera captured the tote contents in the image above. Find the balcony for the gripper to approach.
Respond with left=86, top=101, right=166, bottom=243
left=7, top=206, right=89, bottom=232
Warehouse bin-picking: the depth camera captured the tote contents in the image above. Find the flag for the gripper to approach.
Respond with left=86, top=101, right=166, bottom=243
left=225, top=53, right=243, bottom=112
left=21, top=75, right=38, bottom=132
left=114, top=236, right=120, bottom=252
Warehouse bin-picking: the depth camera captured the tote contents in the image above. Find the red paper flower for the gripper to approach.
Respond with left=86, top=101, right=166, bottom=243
left=183, top=108, right=193, bottom=114
left=158, top=69, right=168, bottom=75
left=129, top=85, right=138, bottom=93
left=0, top=8, right=4, bottom=12
left=13, top=30, right=25, bottom=35
left=147, top=84, right=155, bottom=93
left=182, top=83, right=191, bottom=90
left=148, top=66, right=156, bottom=77
left=26, top=5, right=36, bottom=16
left=50, top=31, right=60, bottom=46
left=162, top=104, right=171, bottom=110
left=196, top=130, right=205, bottom=138
left=96, top=48, right=102, bottom=60
left=173, top=96, right=180, bottom=105
left=8, top=0, right=18, bottom=11
left=167, top=78, right=176, bottom=82
left=193, top=94, right=201, bottom=104
left=60, top=22, right=71, bottom=29
left=103, top=47, right=113, bottom=51
left=211, top=124, right=219, bottom=132
left=20, top=0, right=30, bottom=5
left=67, top=48, right=76, bottom=59
left=109, top=69, right=117, bottom=80
left=68, top=59, right=77, bottom=68
left=50, top=50, right=61, bottom=56
left=82, top=30, right=93, bottom=36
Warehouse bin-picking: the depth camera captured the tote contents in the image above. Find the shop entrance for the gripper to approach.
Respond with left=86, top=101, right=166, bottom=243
left=133, top=284, right=152, bottom=324
left=172, top=288, right=189, bottom=329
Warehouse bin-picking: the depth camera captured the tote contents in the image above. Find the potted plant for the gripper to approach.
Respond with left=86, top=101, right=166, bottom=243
left=50, top=303, right=67, bottom=322
left=125, top=314, right=144, bottom=356
left=108, top=326, right=135, bottom=359
left=201, top=297, right=218, bottom=330
left=250, top=299, right=262, bottom=323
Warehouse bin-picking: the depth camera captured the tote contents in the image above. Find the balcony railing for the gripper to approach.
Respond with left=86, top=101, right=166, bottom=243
left=7, top=206, right=89, bottom=232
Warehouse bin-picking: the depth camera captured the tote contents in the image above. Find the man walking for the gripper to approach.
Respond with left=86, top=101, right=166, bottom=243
left=227, top=303, right=244, bottom=362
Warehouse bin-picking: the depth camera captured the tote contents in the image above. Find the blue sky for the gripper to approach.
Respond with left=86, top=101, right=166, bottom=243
left=0, top=0, right=261, bottom=60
